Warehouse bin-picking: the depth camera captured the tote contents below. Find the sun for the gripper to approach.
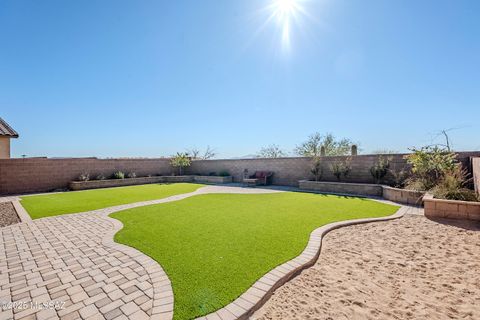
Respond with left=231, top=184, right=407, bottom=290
left=271, top=0, right=302, bottom=51
left=275, top=0, right=298, bottom=17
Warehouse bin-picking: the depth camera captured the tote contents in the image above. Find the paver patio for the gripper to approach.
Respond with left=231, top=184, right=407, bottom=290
left=0, top=185, right=412, bottom=320
left=0, top=186, right=284, bottom=320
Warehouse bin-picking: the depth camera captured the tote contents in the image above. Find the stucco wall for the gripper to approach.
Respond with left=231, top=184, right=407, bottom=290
left=0, top=137, right=10, bottom=159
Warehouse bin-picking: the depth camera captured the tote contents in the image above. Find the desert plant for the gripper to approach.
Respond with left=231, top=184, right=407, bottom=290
left=432, top=166, right=478, bottom=202
left=95, top=174, right=106, bottom=180
left=78, top=172, right=90, bottom=182
left=331, top=158, right=351, bottom=181
left=370, top=156, right=391, bottom=184
left=112, top=171, right=125, bottom=179
left=310, top=156, right=323, bottom=181
left=170, top=153, right=191, bottom=175
left=389, top=169, right=409, bottom=188
left=127, top=172, right=137, bottom=179
left=405, top=146, right=457, bottom=190
left=218, top=170, right=230, bottom=177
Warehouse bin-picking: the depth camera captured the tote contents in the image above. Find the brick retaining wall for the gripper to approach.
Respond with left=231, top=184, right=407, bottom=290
left=423, top=193, right=480, bottom=221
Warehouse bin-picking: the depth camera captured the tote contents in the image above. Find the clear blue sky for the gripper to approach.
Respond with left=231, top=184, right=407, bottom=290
left=1, top=0, right=479, bottom=158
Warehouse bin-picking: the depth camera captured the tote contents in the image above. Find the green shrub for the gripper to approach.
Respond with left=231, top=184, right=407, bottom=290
left=78, top=172, right=90, bottom=182
left=209, top=172, right=217, bottom=176
left=112, top=171, right=125, bottom=179
left=370, top=156, right=391, bottom=184
left=432, top=167, right=478, bottom=202
left=405, top=146, right=457, bottom=190
left=127, top=172, right=137, bottom=179
left=389, top=169, right=409, bottom=188
left=310, top=157, right=323, bottom=181
left=95, top=174, right=106, bottom=181
left=218, top=171, right=230, bottom=177
left=331, top=158, right=351, bottom=181
left=170, top=153, right=191, bottom=175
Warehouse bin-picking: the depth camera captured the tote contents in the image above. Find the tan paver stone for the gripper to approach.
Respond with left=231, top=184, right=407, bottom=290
left=79, top=305, right=99, bottom=319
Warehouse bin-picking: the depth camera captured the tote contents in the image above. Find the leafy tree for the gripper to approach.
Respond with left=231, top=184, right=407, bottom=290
left=257, top=144, right=287, bottom=158
left=405, top=146, right=458, bottom=190
left=170, top=152, right=191, bottom=175
left=295, top=133, right=354, bottom=157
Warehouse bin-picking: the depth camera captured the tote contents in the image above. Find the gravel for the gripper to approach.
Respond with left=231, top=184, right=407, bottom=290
left=0, top=202, right=20, bottom=227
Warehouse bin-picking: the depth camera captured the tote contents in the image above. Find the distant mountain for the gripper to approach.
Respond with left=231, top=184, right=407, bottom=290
left=229, top=154, right=258, bottom=160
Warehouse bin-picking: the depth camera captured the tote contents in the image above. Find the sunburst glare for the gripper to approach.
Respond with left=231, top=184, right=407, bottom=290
left=269, top=0, right=307, bottom=53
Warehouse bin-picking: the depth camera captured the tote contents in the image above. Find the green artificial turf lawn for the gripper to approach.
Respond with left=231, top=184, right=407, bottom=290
left=111, top=192, right=399, bottom=320
left=21, top=183, right=204, bottom=219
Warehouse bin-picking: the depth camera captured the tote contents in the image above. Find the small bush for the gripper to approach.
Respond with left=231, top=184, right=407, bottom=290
left=112, top=171, right=125, bottom=179
left=310, top=157, right=323, bottom=181
left=209, top=172, right=217, bottom=176
left=405, top=146, right=457, bottom=190
left=127, top=172, right=137, bottom=179
left=389, top=169, right=409, bottom=188
left=78, top=172, right=90, bottom=182
left=95, top=174, right=106, bottom=181
left=432, top=167, right=478, bottom=202
left=331, top=158, right=351, bottom=181
left=370, top=156, right=391, bottom=184
left=218, top=171, right=230, bottom=177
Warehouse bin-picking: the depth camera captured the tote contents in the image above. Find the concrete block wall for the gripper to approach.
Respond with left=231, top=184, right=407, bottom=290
left=188, top=152, right=480, bottom=187
left=1, top=152, right=479, bottom=195
left=0, top=158, right=172, bottom=194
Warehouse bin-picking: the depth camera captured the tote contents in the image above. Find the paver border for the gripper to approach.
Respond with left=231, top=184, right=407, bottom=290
left=195, top=205, right=407, bottom=320
left=100, top=215, right=175, bottom=320
left=12, top=199, right=32, bottom=222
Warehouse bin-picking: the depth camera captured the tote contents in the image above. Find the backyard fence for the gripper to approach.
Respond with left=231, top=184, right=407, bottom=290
left=1, top=152, right=479, bottom=195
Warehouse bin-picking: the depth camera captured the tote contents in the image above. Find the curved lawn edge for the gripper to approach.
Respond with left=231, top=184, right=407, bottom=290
left=99, top=213, right=175, bottom=320
left=11, top=186, right=406, bottom=320
left=195, top=205, right=407, bottom=320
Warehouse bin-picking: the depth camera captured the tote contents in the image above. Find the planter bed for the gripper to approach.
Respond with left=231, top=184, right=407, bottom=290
left=193, top=175, right=233, bottom=184
left=423, top=193, right=480, bottom=221
left=382, top=186, right=425, bottom=205
left=299, top=181, right=426, bottom=205
left=299, top=180, right=383, bottom=197
left=69, top=175, right=233, bottom=191
left=69, top=176, right=194, bottom=191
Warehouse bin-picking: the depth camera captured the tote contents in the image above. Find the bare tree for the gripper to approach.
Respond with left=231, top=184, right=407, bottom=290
left=202, top=146, right=216, bottom=160
left=257, top=144, right=287, bottom=158
left=294, top=133, right=354, bottom=157
left=186, top=148, right=201, bottom=159
left=187, top=146, right=216, bottom=160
